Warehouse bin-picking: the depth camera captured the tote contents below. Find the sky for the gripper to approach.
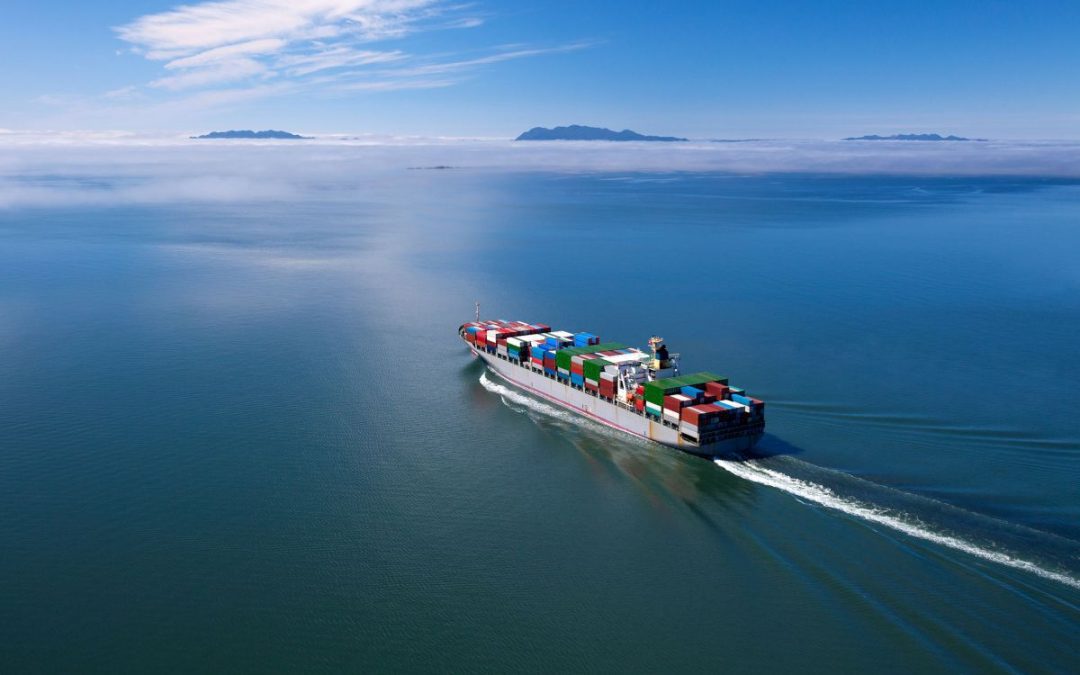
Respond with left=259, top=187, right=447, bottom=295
left=2, top=0, right=1079, bottom=138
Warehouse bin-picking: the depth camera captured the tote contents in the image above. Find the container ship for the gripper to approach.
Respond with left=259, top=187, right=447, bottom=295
left=460, top=314, right=765, bottom=457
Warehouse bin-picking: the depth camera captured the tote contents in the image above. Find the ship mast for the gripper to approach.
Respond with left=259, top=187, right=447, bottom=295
left=647, top=335, right=679, bottom=378
left=648, top=336, right=664, bottom=370
left=475, top=301, right=480, bottom=323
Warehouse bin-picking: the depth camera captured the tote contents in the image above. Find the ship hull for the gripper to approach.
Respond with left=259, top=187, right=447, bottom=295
left=473, top=347, right=763, bottom=458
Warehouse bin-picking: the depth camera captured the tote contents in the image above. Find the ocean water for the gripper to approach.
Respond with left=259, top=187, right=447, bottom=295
left=0, top=166, right=1078, bottom=672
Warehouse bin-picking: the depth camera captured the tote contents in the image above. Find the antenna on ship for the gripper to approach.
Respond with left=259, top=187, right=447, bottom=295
left=648, top=336, right=664, bottom=370
left=648, top=335, right=678, bottom=376
left=475, top=301, right=481, bottom=323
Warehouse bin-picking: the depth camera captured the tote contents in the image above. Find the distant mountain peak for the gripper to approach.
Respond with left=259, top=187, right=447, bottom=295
left=844, top=133, right=985, bottom=142
left=193, top=129, right=308, bottom=140
left=516, top=125, right=687, bottom=142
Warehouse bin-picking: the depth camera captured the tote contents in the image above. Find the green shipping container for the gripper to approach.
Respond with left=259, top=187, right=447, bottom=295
left=643, top=378, right=686, bottom=405
left=643, top=372, right=728, bottom=405
left=554, top=342, right=628, bottom=370
left=583, top=358, right=611, bottom=381
left=678, top=372, right=729, bottom=387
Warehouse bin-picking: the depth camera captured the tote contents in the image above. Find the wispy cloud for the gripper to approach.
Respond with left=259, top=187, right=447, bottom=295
left=110, top=0, right=583, bottom=108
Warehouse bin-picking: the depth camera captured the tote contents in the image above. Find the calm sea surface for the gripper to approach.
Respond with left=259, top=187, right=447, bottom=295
left=1, top=169, right=1078, bottom=672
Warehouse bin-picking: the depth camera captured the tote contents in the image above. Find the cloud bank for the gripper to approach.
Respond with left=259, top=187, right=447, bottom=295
left=1, top=136, right=1079, bottom=209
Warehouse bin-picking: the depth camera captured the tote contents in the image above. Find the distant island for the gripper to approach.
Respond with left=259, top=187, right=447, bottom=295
left=844, top=133, right=985, bottom=142
left=192, top=129, right=309, bottom=139
left=515, top=125, right=687, bottom=142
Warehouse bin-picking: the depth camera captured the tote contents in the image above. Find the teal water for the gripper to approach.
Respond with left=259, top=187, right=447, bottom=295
left=0, top=170, right=1078, bottom=672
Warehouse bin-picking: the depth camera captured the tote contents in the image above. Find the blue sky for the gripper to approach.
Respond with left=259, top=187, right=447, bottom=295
left=3, top=0, right=1079, bottom=138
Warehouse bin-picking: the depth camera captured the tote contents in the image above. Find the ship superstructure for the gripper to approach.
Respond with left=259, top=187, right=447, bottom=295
left=460, top=318, right=764, bottom=457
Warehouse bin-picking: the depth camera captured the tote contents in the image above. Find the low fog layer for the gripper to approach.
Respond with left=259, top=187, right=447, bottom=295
left=2, top=134, right=1079, bottom=208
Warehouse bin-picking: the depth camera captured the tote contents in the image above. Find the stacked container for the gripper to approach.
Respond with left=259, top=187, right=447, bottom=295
left=573, top=332, right=600, bottom=347
left=543, top=350, right=557, bottom=376
left=679, top=403, right=739, bottom=440
left=663, top=393, right=693, bottom=424
left=599, top=371, right=617, bottom=398
left=506, top=337, right=523, bottom=361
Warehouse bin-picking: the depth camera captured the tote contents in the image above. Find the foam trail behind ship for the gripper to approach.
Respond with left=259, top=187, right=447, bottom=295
left=479, top=371, right=1080, bottom=591
left=713, top=458, right=1080, bottom=590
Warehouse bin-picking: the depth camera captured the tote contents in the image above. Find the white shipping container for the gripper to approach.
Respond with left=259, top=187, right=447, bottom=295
left=663, top=409, right=681, bottom=423
left=506, top=337, right=523, bottom=348
left=551, top=330, right=575, bottom=339
left=679, top=422, right=700, bottom=438
left=605, top=353, right=646, bottom=365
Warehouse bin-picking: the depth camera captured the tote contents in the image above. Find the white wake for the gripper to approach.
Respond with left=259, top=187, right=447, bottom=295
left=714, top=458, right=1080, bottom=590
left=478, top=370, right=1080, bottom=590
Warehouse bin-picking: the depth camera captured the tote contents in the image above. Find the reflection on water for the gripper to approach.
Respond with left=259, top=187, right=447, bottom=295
left=1, top=169, right=1078, bottom=672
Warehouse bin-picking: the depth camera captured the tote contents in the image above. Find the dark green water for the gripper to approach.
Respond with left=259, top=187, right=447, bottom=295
left=1, top=170, right=1078, bottom=672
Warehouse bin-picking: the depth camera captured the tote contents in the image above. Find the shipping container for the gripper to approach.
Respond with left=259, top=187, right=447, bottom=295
left=704, top=381, right=730, bottom=399
left=555, top=342, right=629, bottom=371
left=573, top=332, right=600, bottom=347
left=717, top=400, right=749, bottom=414
left=582, top=358, right=612, bottom=382
left=663, top=394, right=692, bottom=411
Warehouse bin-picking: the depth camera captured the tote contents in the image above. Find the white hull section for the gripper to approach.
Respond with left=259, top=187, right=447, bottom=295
left=474, top=348, right=762, bottom=458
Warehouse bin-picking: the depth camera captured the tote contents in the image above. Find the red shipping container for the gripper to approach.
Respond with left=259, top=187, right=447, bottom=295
left=664, top=394, right=692, bottom=411
left=705, top=382, right=730, bottom=399
left=681, top=404, right=729, bottom=425
left=634, top=397, right=645, bottom=412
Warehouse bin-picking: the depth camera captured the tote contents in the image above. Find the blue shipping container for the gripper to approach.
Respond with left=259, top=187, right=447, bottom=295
left=574, top=332, right=598, bottom=347
left=571, top=374, right=585, bottom=386
left=681, top=386, right=704, bottom=399
left=531, top=346, right=546, bottom=358
left=731, top=394, right=752, bottom=405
